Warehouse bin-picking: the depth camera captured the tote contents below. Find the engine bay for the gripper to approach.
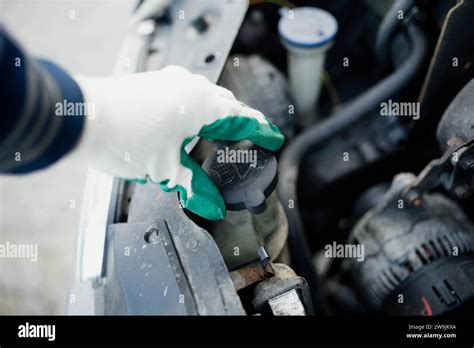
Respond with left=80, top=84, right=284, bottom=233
left=69, top=0, right=474, bottom=317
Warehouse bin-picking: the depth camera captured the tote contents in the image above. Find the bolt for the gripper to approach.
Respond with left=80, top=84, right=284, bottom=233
left=187, top=239, right=199, bottom=250
left=454, top=184, right=471, bottom=199
left=404, top=189, right=422, bottom=207
left=144, top=228, right=162, bottom=244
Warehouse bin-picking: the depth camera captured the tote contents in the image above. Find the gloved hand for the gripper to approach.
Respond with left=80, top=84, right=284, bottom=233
left=74, top=66, right=284, bottom=220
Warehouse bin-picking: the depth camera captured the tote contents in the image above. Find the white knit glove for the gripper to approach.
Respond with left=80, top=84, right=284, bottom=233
left=73, top=66, right=284, bottom=220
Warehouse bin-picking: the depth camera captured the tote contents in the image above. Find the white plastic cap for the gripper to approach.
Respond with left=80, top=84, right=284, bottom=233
left=278, top=7, right=338, bottom=49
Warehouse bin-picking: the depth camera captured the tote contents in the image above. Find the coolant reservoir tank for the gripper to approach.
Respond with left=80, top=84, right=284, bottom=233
left=202, top=140, right=289, bottom=271
left=278, top=7, right=338, bottom=128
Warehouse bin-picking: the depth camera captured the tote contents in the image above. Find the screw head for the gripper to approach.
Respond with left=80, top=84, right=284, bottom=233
left=144, top=228, right=162, bottom=244
left=187, top=239, right=199, bottom=250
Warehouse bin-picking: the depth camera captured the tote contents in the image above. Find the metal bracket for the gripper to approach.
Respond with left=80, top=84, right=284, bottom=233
left=402, top=140, right=474, bottom=205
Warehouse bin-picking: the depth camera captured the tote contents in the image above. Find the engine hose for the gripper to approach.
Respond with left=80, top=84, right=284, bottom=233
left=277, top=22, right=428, bottom=283
left=375, top=0, right=415, bottom=71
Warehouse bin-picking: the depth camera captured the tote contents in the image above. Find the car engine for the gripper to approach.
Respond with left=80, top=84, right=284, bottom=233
left=68, top=0, right=474, bottom=317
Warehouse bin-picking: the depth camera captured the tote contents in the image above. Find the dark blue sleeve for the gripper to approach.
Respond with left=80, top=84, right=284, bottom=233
left=0, top=28, right=85, bottom=173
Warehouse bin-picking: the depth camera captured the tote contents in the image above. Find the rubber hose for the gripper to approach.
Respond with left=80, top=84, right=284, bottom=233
left=375, top=0, right=415, bottom=71
left=277, top=23, right=428, bottom=281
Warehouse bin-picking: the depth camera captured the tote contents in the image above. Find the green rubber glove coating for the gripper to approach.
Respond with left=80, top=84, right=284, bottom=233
left=127, top=115, right=284, bottom=220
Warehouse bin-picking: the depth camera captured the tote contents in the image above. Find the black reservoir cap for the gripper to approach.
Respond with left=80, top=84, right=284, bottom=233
left=202, top=140, right=278, bottom=214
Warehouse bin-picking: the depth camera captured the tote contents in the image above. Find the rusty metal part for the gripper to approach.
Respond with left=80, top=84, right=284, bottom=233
left=230, top=261, right=273, bottom=291
left=230, top=262, right=297, bottom=292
